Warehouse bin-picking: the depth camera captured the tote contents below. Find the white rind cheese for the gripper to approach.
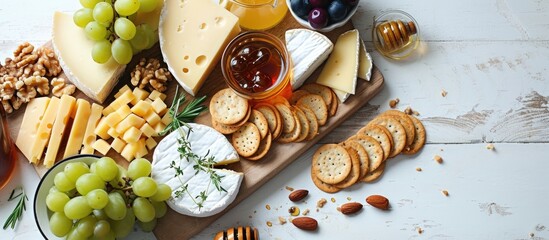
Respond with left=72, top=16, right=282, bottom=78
left=285, top=29, right=333, bottom=90
left=152, top=123, right=242, bottom=217
left=358, top=40, right=373, bottom=81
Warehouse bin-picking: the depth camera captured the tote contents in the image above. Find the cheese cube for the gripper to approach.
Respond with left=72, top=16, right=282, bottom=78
left=115, top=104, right=132, bottom=119
left=131, top=100, right=152, bottom=117
left=115, top=85, right=131, bottom=98
left=17, top=97, right=50, bottom=161
left=148, top=90, right=166, bottom=101
left=107, top=127, right=121, bottom=139
left=145, top=137, right=157, bottom=150
left=144, top=110, right=161, bottom=126
left=139, top=123, right=156, bottom=138
left=92, top=139, right=111, bottom=155
left=94, top=118, right=111, bottom=140
left=131, top=88, right=149, bottom=105
left=121, top=143, right=138, bottom=161
left=122, top=127, right=142, bottom=143
left=135, top=138, right=148, bottom=158
left=81, top=103, right=104, bottom=154
left=151, top=98, right=167, bottom=115
left=44, top=95, right=77, bottom=168
left=30, top=97, right=60, bottom=164
left=103, top=89, right=135, bottom=116
left=63, top=99, right=91, bottom=158
left=144, top=99, right=153, bottom=104
left=105, top=112, right=124, bottom=128
left=116, top=114, right=145, bottom=133
left=111, top=137, right=127, bottom=153
left=153, top=122, right=166, bottom=136
left=161, top=113, right=172, bottom=125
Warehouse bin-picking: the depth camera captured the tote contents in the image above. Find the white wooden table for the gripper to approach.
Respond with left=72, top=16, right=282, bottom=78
left=1, top=0, right=549, bottom=239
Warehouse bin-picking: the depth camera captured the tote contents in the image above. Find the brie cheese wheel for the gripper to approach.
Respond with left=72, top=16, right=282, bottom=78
left=152, top=123, right=242, bottom=217
left=285, top=29, right=333, bottom=90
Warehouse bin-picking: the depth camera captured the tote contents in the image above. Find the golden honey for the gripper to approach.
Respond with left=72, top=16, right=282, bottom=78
left=372, top=10, right=420, bottom=60
left=223, top=0, right=288, bottom=30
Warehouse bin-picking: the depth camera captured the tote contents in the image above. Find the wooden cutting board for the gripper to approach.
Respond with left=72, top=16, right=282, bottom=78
left=7, top=11, right=384, bottom=240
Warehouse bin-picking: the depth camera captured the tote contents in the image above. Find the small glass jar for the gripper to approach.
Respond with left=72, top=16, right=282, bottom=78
left=372, top=10, right=420, bottom=60
left=220, top=0, right=288, bottom=31
left=221, top=31, right=293, bottom=102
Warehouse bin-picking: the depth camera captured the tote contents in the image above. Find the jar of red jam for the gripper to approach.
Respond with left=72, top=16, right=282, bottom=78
left=221, top=31, right=292, bottom=102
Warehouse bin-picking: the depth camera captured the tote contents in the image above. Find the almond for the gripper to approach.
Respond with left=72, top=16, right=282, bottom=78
left=340, top=202, right=363, bottom=215
left=366, top=195, right=390, bottom=210
left=291, top=217, right=318, bottom=231
left=288, top=189, right=309, bottom=202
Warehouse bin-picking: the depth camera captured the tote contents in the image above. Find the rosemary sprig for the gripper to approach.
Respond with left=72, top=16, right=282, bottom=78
left=3, top=187, right=28, bottom=230
left=160, top=87, right=207, bottom=136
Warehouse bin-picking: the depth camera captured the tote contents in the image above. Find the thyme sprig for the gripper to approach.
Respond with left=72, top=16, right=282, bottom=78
left=3, top=187, right=28, bottom=230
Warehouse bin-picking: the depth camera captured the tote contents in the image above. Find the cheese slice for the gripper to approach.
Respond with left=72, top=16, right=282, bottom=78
left=63, top=99, right=91, bottom=158
left=159, top=0, right=241, bottom=96
left=316, top=29, right=360, bottom=94
left=152, top=123, right=242, bottom=217
left=81, top=103, right=104, bottom=154
left=333, top=89, right=351, bottom=103
left=358, top=40, right=373, bottom=81
left=44, top=95, right=76, bottom=168
left=285, top=29, right=333, bottom=90
left=52, top=12, right=125, bottom=103
left=30, top=97, right=60, bottom=164
left=16, top=97, right=50, bottom=161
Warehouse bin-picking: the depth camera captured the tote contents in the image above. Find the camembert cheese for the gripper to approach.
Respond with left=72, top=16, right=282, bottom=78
left=159, top=0, right=241, bottom=96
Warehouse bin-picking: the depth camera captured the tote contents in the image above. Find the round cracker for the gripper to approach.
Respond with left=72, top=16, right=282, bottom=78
left=246, top=131, right=272, bottom=161
left=297, top=94, right=328, bottom=126
left=269, top=95, right=290, bottom=106
left=357, top=125, right=392, bottom=161
left=274, top=103, right=296, bottom=134
left=277, top=108, right=301, bottom=143
left=362, top=162, right=386, bottom=183
left=340, top=140, right=369, bottom=179
left=254, top=103, right=278, bottom=134
left=301, top=83, right=333, bottom=107
left=368, top=115, right=406, bottom=158
left=402, top=115, right=426, bottom=155
left=210, top=88, right=249, bottom=125
left=298, top=106, right=319, bottom=141
left=329, top=89, right=339, bottom=117
left=311, top=166, right=340, bottom=193
left=248, top=109, right=269, bottom=139
left=334, top=146, right=361, bottom=189
left=381, top=110, right=416, bottom=147
left=293, top=107, right=310, bottom=142
left=231, top=122, right=261, bottom=157
left=312, top=144, right=352, bottom=184
left=289, top=90, right=311, bottom=105
left=347, top=135, right=384, bottom=173
left=211, top=118, right=241, bottom=135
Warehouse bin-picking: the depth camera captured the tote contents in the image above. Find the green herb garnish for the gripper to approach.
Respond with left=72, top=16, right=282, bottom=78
left=3, top=187, right=28, bottom=230
left=160, top=87, right=207, bottom=136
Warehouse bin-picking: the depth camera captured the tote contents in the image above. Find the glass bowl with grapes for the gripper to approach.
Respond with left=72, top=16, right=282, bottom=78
left=286, top=0, right=360, bottom=32
left=34, top=154, right=171, bottom=239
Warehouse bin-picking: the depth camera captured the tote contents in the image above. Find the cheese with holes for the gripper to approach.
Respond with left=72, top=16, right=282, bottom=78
left=285, top=29, right=333, bottom=90
left=152, top=123, right=242, bottom=217
left=64, top=99, right=91, bottom=158
left=44, top=95, right=76, bottom=168
left=17, top=97, right=50, bottom=161
left=52, top=12, right=125, bottom=103
left=81, top=104, right=104, bottom=154
left=30, top=97, right=60, bottom=164
left=316, top=29, right=360, bottom=95
left=358, top=40, right=373, bottom=81
left=159, top=0, right=241, bottom=96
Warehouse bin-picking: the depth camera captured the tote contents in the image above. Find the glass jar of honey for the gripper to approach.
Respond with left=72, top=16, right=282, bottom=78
left=372, top=10, right=420, bottom=60
left=221, top=31, right=293, bottom=102
left=220, top=0, right=288, bottom=30
left=0, top=106, right=16, bottom=190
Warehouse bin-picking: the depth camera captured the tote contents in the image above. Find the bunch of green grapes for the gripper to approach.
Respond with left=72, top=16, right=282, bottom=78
left=46, top=157, right=171, bottom=239
left=73, top=0, right=160, bottom=65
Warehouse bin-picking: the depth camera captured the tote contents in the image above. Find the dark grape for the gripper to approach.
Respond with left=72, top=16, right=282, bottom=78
left=341, top=0, right=359, bottom=6
left=328, top=0, right=349, bottom=22
left=290, top=0, right=311, bottom=19
left=308, top=7, right=328, bottom=29
left=309, top=0, right=329, bottom=8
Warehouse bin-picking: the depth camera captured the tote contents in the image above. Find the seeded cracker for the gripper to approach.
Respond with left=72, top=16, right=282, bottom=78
left=301, top=83, right=333, bottom=106
left=334, top=146, right=361, bottom=188
left=274, top=103, right=296, bottom=133
left=311, top=167, right=340, bottom=193
left=340, top=140, right=369, bottom=179
left=246, top=131, right=272, bottom=161
left=297, top=94, right=328, bottom=126
left=210, top=88, right=249, bottom=125
left=381, top=110, right=416, bottom=148
left=298, top=106, right=319, bottom=141
left=231, top=122, right=260, bottom=157
left=357, top=125, right=393, bottom=161
left=312, top=144, right=352, bottom=184
left=368, top=115, right=407, bottom=157
left=293, top=107, right=310, bottom=142
left=347, top=135, right=384, bottom=173
left=362, top=162, right=386, bottom=182
left=402, top=114, right=426, bottom=155
left=277, top=108, right=301, bottom=143
left=248, top=109, right=269, bottom=139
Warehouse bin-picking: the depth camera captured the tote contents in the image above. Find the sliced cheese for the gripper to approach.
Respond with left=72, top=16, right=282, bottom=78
left=159, top=0, right=241, bottom=96
left=44, top=95, right=76, bottom=168
left=63, top=99, right=91, bottom=158
left=16, top=97, right=50, bottom=161
left=30, top=97, right=60, bottom=164
left=333, top=88, right=351, bottom=103
left=285, top=29, right=333, bottom=90
left=316, top=29, right=360, bottom=94
left=152, top=123, right=242, bottom=217
left=358, top=40, right=373, bottom=81
left=81, top=104, right=104, bottom=154
left=52, top=12, right=125, bottom=103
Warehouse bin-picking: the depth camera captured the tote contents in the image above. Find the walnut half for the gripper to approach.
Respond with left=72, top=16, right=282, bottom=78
left=130, top=58, right=172, bottom=92
left=51, top=77, right=76, bottom=97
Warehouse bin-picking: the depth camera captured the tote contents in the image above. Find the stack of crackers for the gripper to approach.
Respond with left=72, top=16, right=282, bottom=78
left=209, top=84, right=339, bottom=160
left=311, top=110, right=426, bottom=193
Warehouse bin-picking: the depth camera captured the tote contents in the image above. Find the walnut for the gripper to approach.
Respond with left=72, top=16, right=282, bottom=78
left=24, top=76, right=50, bottom=95
left=35, top=47, right=62, bottom=77
left=13, top=42, right=38, bottom=68
left=0, top=76, right=17, bottom=100
left=131, top=58, right=172, bottom=92
left=51, top=77, right=76, bottom=97
left=10, top=97, right=23, bottom=110
left=1, top=100, right=13, bottom=113
left=16, top=85, right=37, bottom=102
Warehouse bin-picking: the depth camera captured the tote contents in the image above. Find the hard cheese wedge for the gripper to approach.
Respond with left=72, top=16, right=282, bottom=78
left=316, top=29, right=360, bottom=95
left=152, top=123, right=242, bottom=217
left=285, top=29, right=333, bottom=90
left=81, top=103, right=104, bottom=154
left=63, top=99, right=91, bottom=158
left=358, top=40, right=373, bottom=81
left=16, top=97, right=50, bottom=161
left=52, top=12, right=125, bottom=103
left=159, top=0, right=241, bottom=96
left=44, top=95, right=76, bottom=168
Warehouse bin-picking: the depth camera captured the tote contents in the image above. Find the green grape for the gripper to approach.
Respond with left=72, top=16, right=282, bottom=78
left=76, top=215, right=97, bottom=238
left=93, top=2, right=114, bottom=25
left=114, top=17, right=136, bottom=40
left=111, top=208, right=135, bottom=238
left=66, top=227, right=86, bottom=240
left=127, top=158, right=151, bottom=180
left=80, top=0, right=101, bottom=8
left=138, top=0, right=158, bottom=13
left=49, top=212, right=72, bottom=237
left=73, top=8, right=94, bottom=28
left=95, top=157, right=119, bottom=181
left=46, top=191, right=70, bottom=212
left=151, top=200, right=167, bottom=218
left=64, top=162, right=90, bottom=182
left=133, top=197, right=155, bottom=222
left=130, top=27, right=149, bottom=51
left=108, top=165, right=127, bottom=188
left=49, top=186, right=59, bottom=193
left=140, top=23, right=157, bottom=49
left=86, top=189, right=109, bottom=209
left=104, top=192, right=127, bottom=220
left=92, top=40, right=112, bottom=64
left=93, top=209, right=108, bottom=220
left=76, top=173, right=105, bottom=195
left=93, top=219, right=111, bottom=238
left=111, top=38, right=133, bottom=64
left=84, top=21, right=107, bottom=41
left=114, top=0, right=140, bottom=16
left=89, top=162, right=97, bottom=173
left=54, top=172, right=75, bottom=192
left=150, top=183, right=171, bottom=202
left=64, top=196, right=93, bottom=220
left=137, top=218, right=157, bottom=232
left=132, top=177, right=157, bottom=197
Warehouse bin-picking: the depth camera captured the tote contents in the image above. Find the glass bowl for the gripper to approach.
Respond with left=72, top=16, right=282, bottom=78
left=372, top=10, right=420, bottom=60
